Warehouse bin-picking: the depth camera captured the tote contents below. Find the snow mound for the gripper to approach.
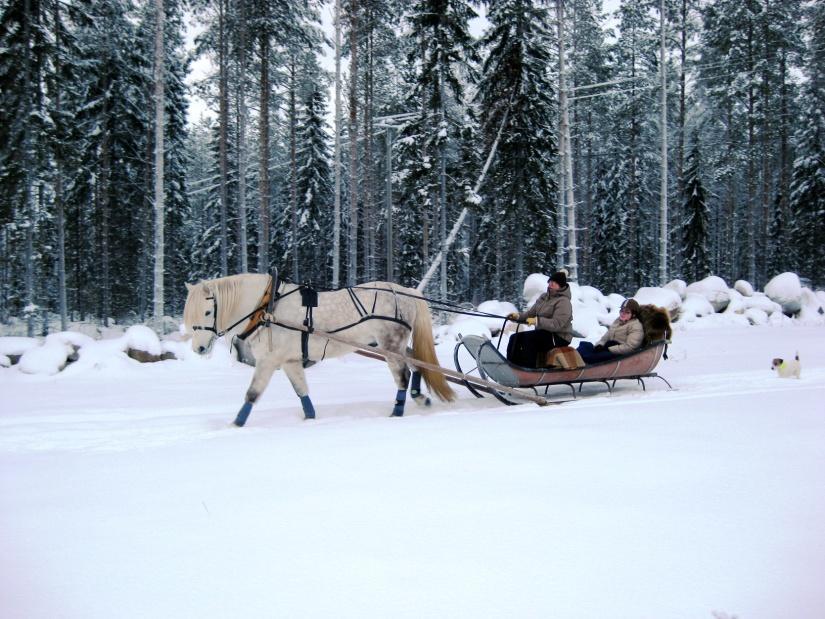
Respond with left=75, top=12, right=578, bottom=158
left=664, top=279, right=687, bottom=299
left=744, top=307, right=768, bottom=325
left=798, top=288, right=825, bottom=324
left=764, top=272, right=802, bottom=314
left=685, top=276, right=730, bottom=312
left=0, top=336, right=40, bottom=357
left=523, top=273, right=548, bottom=303
left=46, top=331, right=95, bottom=350
left=444, top=318, right=492, bottom=342
left=679, top=293, right=715, bottom=323
left=0, top=354, right=10, bottom=368
left=471, top=300, right=517, bottom=334
left=18, top=340, right=73, bottom=375
left=734, top=280, right=754, bottom=297
left=122, top=325, right=162, bottom=356
left=634, top=287, right=681, bottom=316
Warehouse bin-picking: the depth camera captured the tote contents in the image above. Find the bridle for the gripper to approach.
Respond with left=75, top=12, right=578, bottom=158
left=191, top=294, right=221, bottom=336
left=190, top=276, right=276, bottom=341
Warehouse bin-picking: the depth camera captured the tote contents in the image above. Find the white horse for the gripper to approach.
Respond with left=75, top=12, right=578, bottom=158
left=183, top=273, right=455, bottom=425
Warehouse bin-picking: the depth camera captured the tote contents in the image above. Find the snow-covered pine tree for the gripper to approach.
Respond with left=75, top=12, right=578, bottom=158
left=68, top=0, right=152, bottom=323
left=606, top=0, right=659, bottom=290
left=788, top=0, right=825, bottom=286
left=568, top=0, right=611, bottom=284
left=681, top=138, right=710, bottom=283
left=295, top=72, right=333, bottom=286
left=0, top=0, right=52, bottom=333
left=475, top=0, right=558, bottom=303
left=590, top=157, right=629, bottom=295
left=159, top=0, right=191, bottom=315
left=396, top=0, right=477, bottom=298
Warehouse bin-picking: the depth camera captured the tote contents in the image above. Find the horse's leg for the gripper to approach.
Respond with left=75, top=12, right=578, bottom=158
left=409, top=370, right=432, bottom=407
left=234, top=355, right=280, bottom=427
left=282, top=360, right=316, bottom=420
left=386, top=358, right=411, bottom=417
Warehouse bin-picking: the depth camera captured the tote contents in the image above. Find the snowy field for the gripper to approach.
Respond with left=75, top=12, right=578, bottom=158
left=1, top=319, right=824, bottom=619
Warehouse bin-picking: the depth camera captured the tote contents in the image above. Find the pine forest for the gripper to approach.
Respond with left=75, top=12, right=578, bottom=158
left=1, top=0, right=824, bottom=335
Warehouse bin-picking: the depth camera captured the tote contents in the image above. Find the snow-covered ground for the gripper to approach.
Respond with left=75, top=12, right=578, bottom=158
left=1, top=319, right=824, bottom=619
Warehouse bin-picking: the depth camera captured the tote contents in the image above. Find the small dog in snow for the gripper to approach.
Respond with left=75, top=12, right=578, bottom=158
left=771, top=353, right=801, bottom=379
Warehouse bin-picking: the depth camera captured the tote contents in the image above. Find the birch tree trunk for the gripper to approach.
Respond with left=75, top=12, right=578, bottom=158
left=237, top=0, right=248, bottom=273
left=289, top=55, right=299, bottom=281
left=153, top=0, right=165, bottom=326
left=658, top=0, right=668, bottom=285
left=53, top=0, right=67, bottom=331
left=555, top=0, right=566, bottom=273
left=364, top=26, right=375, bottom=281
left=101, top=130, right=112, bottom=327
left=348, top=1, right=359, bottom=285
left=218, top=0, right=229, bottom=276
left=333, top=0, right=343, bottom=287
left=746, top=22, right=757, bottom=285
left=258, top=30, right=271, bottom=272
left=674, top=0, right=688, bottom=275
left=22, top=0, right=35, bottom=336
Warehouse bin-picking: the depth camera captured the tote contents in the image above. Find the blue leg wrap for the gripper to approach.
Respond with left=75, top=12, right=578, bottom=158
left=410, top=372, right=431, bottom=406
left=234, top=401, right=253, bottom=427
left=392, top=389, right=407, bottom=417
left=410, top=371, right=422, bottom=397
left=300, top=395, right=316, bottom=420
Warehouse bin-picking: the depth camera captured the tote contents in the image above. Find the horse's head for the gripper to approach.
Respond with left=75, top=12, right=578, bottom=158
left=183, top=281, right=219, bottom=355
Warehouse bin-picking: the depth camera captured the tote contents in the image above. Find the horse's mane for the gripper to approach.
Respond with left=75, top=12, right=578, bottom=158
left=185, top=273, right=266, bottom=333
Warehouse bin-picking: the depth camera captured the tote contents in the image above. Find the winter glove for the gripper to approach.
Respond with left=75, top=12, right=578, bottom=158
left=594, top=344, right=606, bottom=353
left=507, top=312, right=520, bottom=321
left=526, top=317, right=537, bottom=326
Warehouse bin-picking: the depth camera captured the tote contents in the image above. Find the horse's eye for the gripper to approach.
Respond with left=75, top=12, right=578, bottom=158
left=205, top=310, right=212, bottom=316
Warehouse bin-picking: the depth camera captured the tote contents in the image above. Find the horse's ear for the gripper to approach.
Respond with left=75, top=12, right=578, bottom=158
left=185, top=282, right=194, bottom=292
left=202, top=282, right=213, bottom=296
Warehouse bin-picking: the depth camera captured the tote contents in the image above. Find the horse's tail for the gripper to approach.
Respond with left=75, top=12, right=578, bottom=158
left=411, top=298, right=456, bottom=402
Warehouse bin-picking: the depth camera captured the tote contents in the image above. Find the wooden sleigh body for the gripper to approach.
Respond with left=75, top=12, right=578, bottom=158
left=453, top=335, right=672, bottom=405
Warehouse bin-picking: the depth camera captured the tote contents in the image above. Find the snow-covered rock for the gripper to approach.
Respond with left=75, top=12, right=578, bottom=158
left=471, top=300, right=518, bottom=334
left=744, top=307, right=768, bottom=326
left=522, top=273, right=549, bottom=304
left=723, top=288, right=746, bottom=314
left=18, top=340, right=73, bottom=375
left=679, top=293, right=715, bottom=323
left=797, top=288, right=825, bottom=324
left=743, top=292, right=783, bottom=316
left=444, top=317, right=492, bottom=342
left=633, top=287, right=682, bottom=316
left=46, top=331, right=95, bottom=350
left=571, top=304, right=605, bottom=341
left=0, top=336, right=40, bottom=358
left=664, top=279, right=687, bottom=299
left=734, top=280, right=754, bottom=297
left=122, top=325, right=162, bottom=356
left=685, top=276, right=731, bottom=312
left=764, top=272, right=803, bottom=314
left=574, top=285, right=608, bottom=309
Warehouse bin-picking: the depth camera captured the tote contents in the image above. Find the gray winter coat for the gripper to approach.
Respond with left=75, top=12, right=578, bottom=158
left=597, top=316, right=644, bottom=354
left=517, top=285, right=573, bottom=342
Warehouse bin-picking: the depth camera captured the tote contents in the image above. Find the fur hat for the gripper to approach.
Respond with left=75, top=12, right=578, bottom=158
left=549, top=270, right=568, bottom=287
left=620, top=298, right=640, bottom=316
